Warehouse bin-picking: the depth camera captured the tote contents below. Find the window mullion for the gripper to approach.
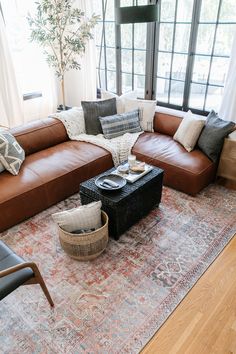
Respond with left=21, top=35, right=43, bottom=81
left=115, top=0, right=122, bottom=95
left=102, top=0, right=108, bottom=90
left=203, top=0, right=223, bottom=111
left=145, top=0, right=158, bottom=100
left=168, top=0, right=178, bottom=104
left=182, top=0, right=202, bottom=111
left=132, top=0, right=135, bottom=91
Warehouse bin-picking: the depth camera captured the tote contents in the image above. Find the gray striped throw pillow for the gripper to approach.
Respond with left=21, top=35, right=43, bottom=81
left=99, top=109, right=142, bottom=139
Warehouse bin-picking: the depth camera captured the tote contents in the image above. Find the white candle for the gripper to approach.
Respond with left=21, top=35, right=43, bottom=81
left=128, top=154, right=136, bottom=167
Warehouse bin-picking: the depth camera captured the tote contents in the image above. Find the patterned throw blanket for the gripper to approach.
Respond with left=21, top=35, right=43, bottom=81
left=50, top=108, right=143, bottom=166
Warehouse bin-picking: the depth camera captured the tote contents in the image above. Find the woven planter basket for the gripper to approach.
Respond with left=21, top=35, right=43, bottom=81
left=58, top=211, right=109, bottom=261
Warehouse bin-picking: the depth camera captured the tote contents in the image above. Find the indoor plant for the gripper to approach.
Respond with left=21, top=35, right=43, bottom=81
left=28, top=0, right=99, bottom=109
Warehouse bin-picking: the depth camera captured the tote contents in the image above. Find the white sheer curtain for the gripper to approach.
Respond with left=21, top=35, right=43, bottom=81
left=0, top=10, right=24, bottom=128
left=219, top=32, right=236, bottom=122
left=1, top=0, right=58, bottom=124
left=63, top=0, right=97, bottom=107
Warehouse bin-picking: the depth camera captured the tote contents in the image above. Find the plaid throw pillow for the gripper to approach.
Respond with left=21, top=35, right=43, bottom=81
left=99, top=109, right=142, bottom=139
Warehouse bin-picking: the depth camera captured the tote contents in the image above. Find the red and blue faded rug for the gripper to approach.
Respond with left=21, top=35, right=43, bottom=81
left=1, top=184, right=236, bottom=353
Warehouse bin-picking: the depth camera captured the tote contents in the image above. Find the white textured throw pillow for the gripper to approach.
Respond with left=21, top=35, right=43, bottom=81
left=173, top=110, right=205, bottom=152
left=52, top=201, right=102, bottom=232
left=49, top=107, right=85, bottom=136
left=101, top=90, right=137, bottom=114
left=124, top=99, right=156, bottom=132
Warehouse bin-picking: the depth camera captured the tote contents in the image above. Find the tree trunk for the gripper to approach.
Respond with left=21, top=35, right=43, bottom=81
left=61, top=76, right=66, bottom=110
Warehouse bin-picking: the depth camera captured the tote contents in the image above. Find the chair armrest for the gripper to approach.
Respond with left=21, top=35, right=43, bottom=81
left=0, top=262, right=36, bottom=278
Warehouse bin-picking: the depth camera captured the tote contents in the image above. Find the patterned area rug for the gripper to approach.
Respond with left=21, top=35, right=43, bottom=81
left=1, top=185, right=236, bottom=354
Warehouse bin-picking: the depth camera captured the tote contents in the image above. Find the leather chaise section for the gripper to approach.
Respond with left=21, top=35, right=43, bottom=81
left=132, top=132, right=217, bottom=195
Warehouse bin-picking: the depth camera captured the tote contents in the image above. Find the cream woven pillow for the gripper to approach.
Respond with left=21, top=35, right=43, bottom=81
left=52, top=201, right=102, bottom=232
left=173, top=111, right=205, bottom=152
left=101, top=90, right=137, bottom=114
left=124, top=98, right=156, bottom=132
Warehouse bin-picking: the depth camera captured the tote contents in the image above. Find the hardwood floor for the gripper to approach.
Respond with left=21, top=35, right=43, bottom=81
left=142, top=234, right=236, bottom=354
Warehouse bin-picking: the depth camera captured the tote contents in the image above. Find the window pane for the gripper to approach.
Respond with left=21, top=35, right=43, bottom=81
left=98, top=69, right=106, bottom=88
left=174, top=24, right=191, bottom=53
left=121, top=24, right=132, bottom=48
left=195, top=24, right=215, bottom=54
left=138, top=0, right=148, bottom=4
left=156, top=78, right=170, bottom=103
left=92, top=0, right=103, bottom=18
left=176, top=0, right=194, bottom=22
left=189, top=83, right=207, bottom=110
left=169, top=80, right=184, bottom=105
left=107, top=48, right=116, bottom=71
left=134, top=23, right=147, bottom=49
left=214, top=24, right=236, bottom=56
left=199, top=0, right=220, bottom=22
left=157, top=52, right=172, bottom=78
left=134, top=50, right=146, bottom=75
left=121, top=49, right=132, bottom=72
left=107, top=70, right=116, bottom=92
left=220, top=0, right=236, bottom=22
left=120, top=0, right=133, bottom=6
left=134, top=75, right=145, bottom=98
left=96, top=46, right=105, bottom=69
left=105, top=22, right=115, bottom=47
left=106, top=0, right=115, bottom=21
left=171, top=54, right=188, bottom=81
left=205, top=86, right=224, bottom=111
left=160, top=0, right=176, bottom=22
left=159, top=24, right=174, bottom=51
left=192, top=56, right=211, bottom=84
left=94, top=22, right=103, bottom=46
left=209, top=57, right=229, bottom=85
left=122, top=73, right=133, bottom=92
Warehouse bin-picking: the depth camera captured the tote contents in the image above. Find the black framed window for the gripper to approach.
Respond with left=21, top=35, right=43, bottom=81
left=119, top=0, right=148, bottom=97
left=93, top=0, right=117, bottom=92
left=188, top=0, right=236, bottom=113
left=95, top=0, right=236, bottom=114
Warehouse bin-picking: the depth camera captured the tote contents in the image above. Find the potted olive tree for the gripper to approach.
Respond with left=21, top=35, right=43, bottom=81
left=28, top=0, right=99, bottom=110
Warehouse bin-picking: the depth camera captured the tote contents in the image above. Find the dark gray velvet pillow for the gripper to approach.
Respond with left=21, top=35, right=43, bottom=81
left=198, top=110, right=235, bottom=162
left=81, top=98, right=117, bottom=135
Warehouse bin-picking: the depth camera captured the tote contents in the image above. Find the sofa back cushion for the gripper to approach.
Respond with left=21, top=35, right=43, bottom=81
left=154, top=112, right=182, bottom=137
left=10, top=118, right=68, bottom=156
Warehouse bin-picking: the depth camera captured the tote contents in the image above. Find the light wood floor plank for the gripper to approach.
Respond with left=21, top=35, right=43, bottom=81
left=142, top=234, right=236, bottom=354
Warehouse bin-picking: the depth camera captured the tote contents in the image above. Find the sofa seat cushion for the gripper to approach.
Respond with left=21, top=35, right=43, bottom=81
left=0, top=141, right=113, bottom=232
left=23, top=140, right=113, bottom=183
left=132, top=132, right=216, bottom=195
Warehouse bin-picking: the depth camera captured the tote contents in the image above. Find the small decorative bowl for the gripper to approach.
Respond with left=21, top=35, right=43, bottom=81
left=117, top=165, right=129, bottom=174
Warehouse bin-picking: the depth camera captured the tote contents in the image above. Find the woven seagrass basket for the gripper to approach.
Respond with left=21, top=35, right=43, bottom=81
left=58, top=211, right=109, bottom=261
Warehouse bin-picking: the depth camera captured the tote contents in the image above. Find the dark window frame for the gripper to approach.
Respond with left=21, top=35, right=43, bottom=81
left=96, top=0, right=236, bottom=115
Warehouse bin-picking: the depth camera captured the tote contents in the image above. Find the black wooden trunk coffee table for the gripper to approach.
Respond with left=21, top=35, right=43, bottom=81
left=80, top=166, right=164, bottom=240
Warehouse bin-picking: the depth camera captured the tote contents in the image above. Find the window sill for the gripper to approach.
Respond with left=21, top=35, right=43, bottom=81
left=23, top=92, right=42, bottom=101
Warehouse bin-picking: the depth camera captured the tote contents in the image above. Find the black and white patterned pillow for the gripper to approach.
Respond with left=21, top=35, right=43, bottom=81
left=0, top=131, right=25, bottom=175
left=0, top=162, right=5, bottom=173
left=99, top=109, right=142, bottom=139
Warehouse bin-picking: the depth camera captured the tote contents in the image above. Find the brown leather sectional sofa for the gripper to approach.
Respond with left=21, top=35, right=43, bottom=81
left=0, top=112, right=216, bottom=232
